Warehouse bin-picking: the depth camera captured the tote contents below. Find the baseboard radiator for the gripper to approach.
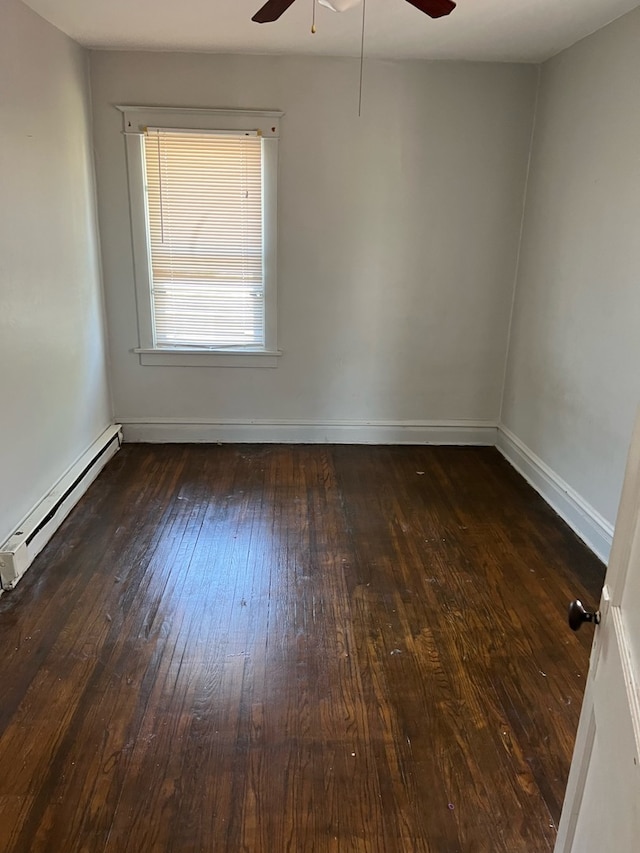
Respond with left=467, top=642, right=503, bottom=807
left=0, top=425, right=122, bottom=592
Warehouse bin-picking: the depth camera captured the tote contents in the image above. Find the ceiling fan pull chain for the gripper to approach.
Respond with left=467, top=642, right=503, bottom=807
left=358, top=0, right=366, bottom=116
left=311, top=0, right=317, bottom=33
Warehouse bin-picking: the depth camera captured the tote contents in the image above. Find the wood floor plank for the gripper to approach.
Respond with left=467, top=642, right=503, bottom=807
left=0, top=445, right=604, bottom=852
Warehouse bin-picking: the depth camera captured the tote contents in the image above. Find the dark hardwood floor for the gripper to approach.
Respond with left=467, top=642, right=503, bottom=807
left=0, top=445, right=604, bottom=852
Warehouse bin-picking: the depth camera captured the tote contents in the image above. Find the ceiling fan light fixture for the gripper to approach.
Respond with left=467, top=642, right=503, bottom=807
left=318, top=0, right=362, bottom=12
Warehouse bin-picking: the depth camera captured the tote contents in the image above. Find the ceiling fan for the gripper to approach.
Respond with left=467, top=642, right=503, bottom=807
left=252, top=0, right=456, bottom=24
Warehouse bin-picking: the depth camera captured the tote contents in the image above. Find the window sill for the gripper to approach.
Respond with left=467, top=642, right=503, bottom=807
left=134, top=348, right=282, bottom=368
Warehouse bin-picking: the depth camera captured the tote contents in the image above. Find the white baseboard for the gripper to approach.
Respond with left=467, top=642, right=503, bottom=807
left=496, top=426, right=613, bottom=563
left=0, top=425, right=123, bottom=590
left=119, top=418, right=498, bottom=446
left=0, top=419, right=608, bottom=588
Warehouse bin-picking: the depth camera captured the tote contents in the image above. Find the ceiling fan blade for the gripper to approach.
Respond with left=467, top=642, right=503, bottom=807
left=405, top=0, right=456, bottom=19
left=252, top=0, right=298, bottom=23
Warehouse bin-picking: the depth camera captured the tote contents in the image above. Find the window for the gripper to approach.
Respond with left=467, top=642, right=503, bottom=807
left=120, top=107, right=281, bottom=367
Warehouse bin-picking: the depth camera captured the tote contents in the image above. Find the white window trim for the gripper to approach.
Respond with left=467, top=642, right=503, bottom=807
left=119, top=106, right=283, bottom=367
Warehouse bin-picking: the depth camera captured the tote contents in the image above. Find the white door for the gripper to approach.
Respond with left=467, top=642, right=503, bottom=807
left=555, top=412, right=640, bottom=852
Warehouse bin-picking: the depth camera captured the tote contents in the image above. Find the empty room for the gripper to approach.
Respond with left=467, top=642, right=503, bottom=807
left=1, top=0, right=639, bottom=850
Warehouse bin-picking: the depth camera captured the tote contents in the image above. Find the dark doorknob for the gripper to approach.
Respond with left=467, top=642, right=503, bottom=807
left=568, top=599, right=601, bottom=631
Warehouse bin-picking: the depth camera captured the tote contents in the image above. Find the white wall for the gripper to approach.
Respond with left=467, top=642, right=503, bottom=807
left=3, top=7, right=633, bottom=561
left=0, top=0, right=111, bottom=545
left=90, top=51, right=536, bottom=437
left=501, top=7, right=640, bottom=529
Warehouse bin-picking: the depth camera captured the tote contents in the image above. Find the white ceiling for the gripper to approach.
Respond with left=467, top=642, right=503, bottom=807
left=21, top=0, right=640, bottom=62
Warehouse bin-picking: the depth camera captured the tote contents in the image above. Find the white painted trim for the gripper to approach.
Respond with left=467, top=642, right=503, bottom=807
left=496, top=425, right=613, bottom=563
left=133, top=349, right=282, bottom=367
left=0, top=418, right=609, bottom=590
left=119, top=418, right=498, bottom=446
left=124, top=109, right=280, bottom=361
left=0, top=425, right=123, bottom=590
left=612, top=605, right=640, bottom=760
left=117, top=106, right=284, bottom=138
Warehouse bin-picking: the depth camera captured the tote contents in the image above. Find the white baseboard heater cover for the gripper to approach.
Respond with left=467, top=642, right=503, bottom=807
left=0, top=425, right=122, bottom=591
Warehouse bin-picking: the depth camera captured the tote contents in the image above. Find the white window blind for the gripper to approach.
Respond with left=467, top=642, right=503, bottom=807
left=142, top=129, right=264, bottom=349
